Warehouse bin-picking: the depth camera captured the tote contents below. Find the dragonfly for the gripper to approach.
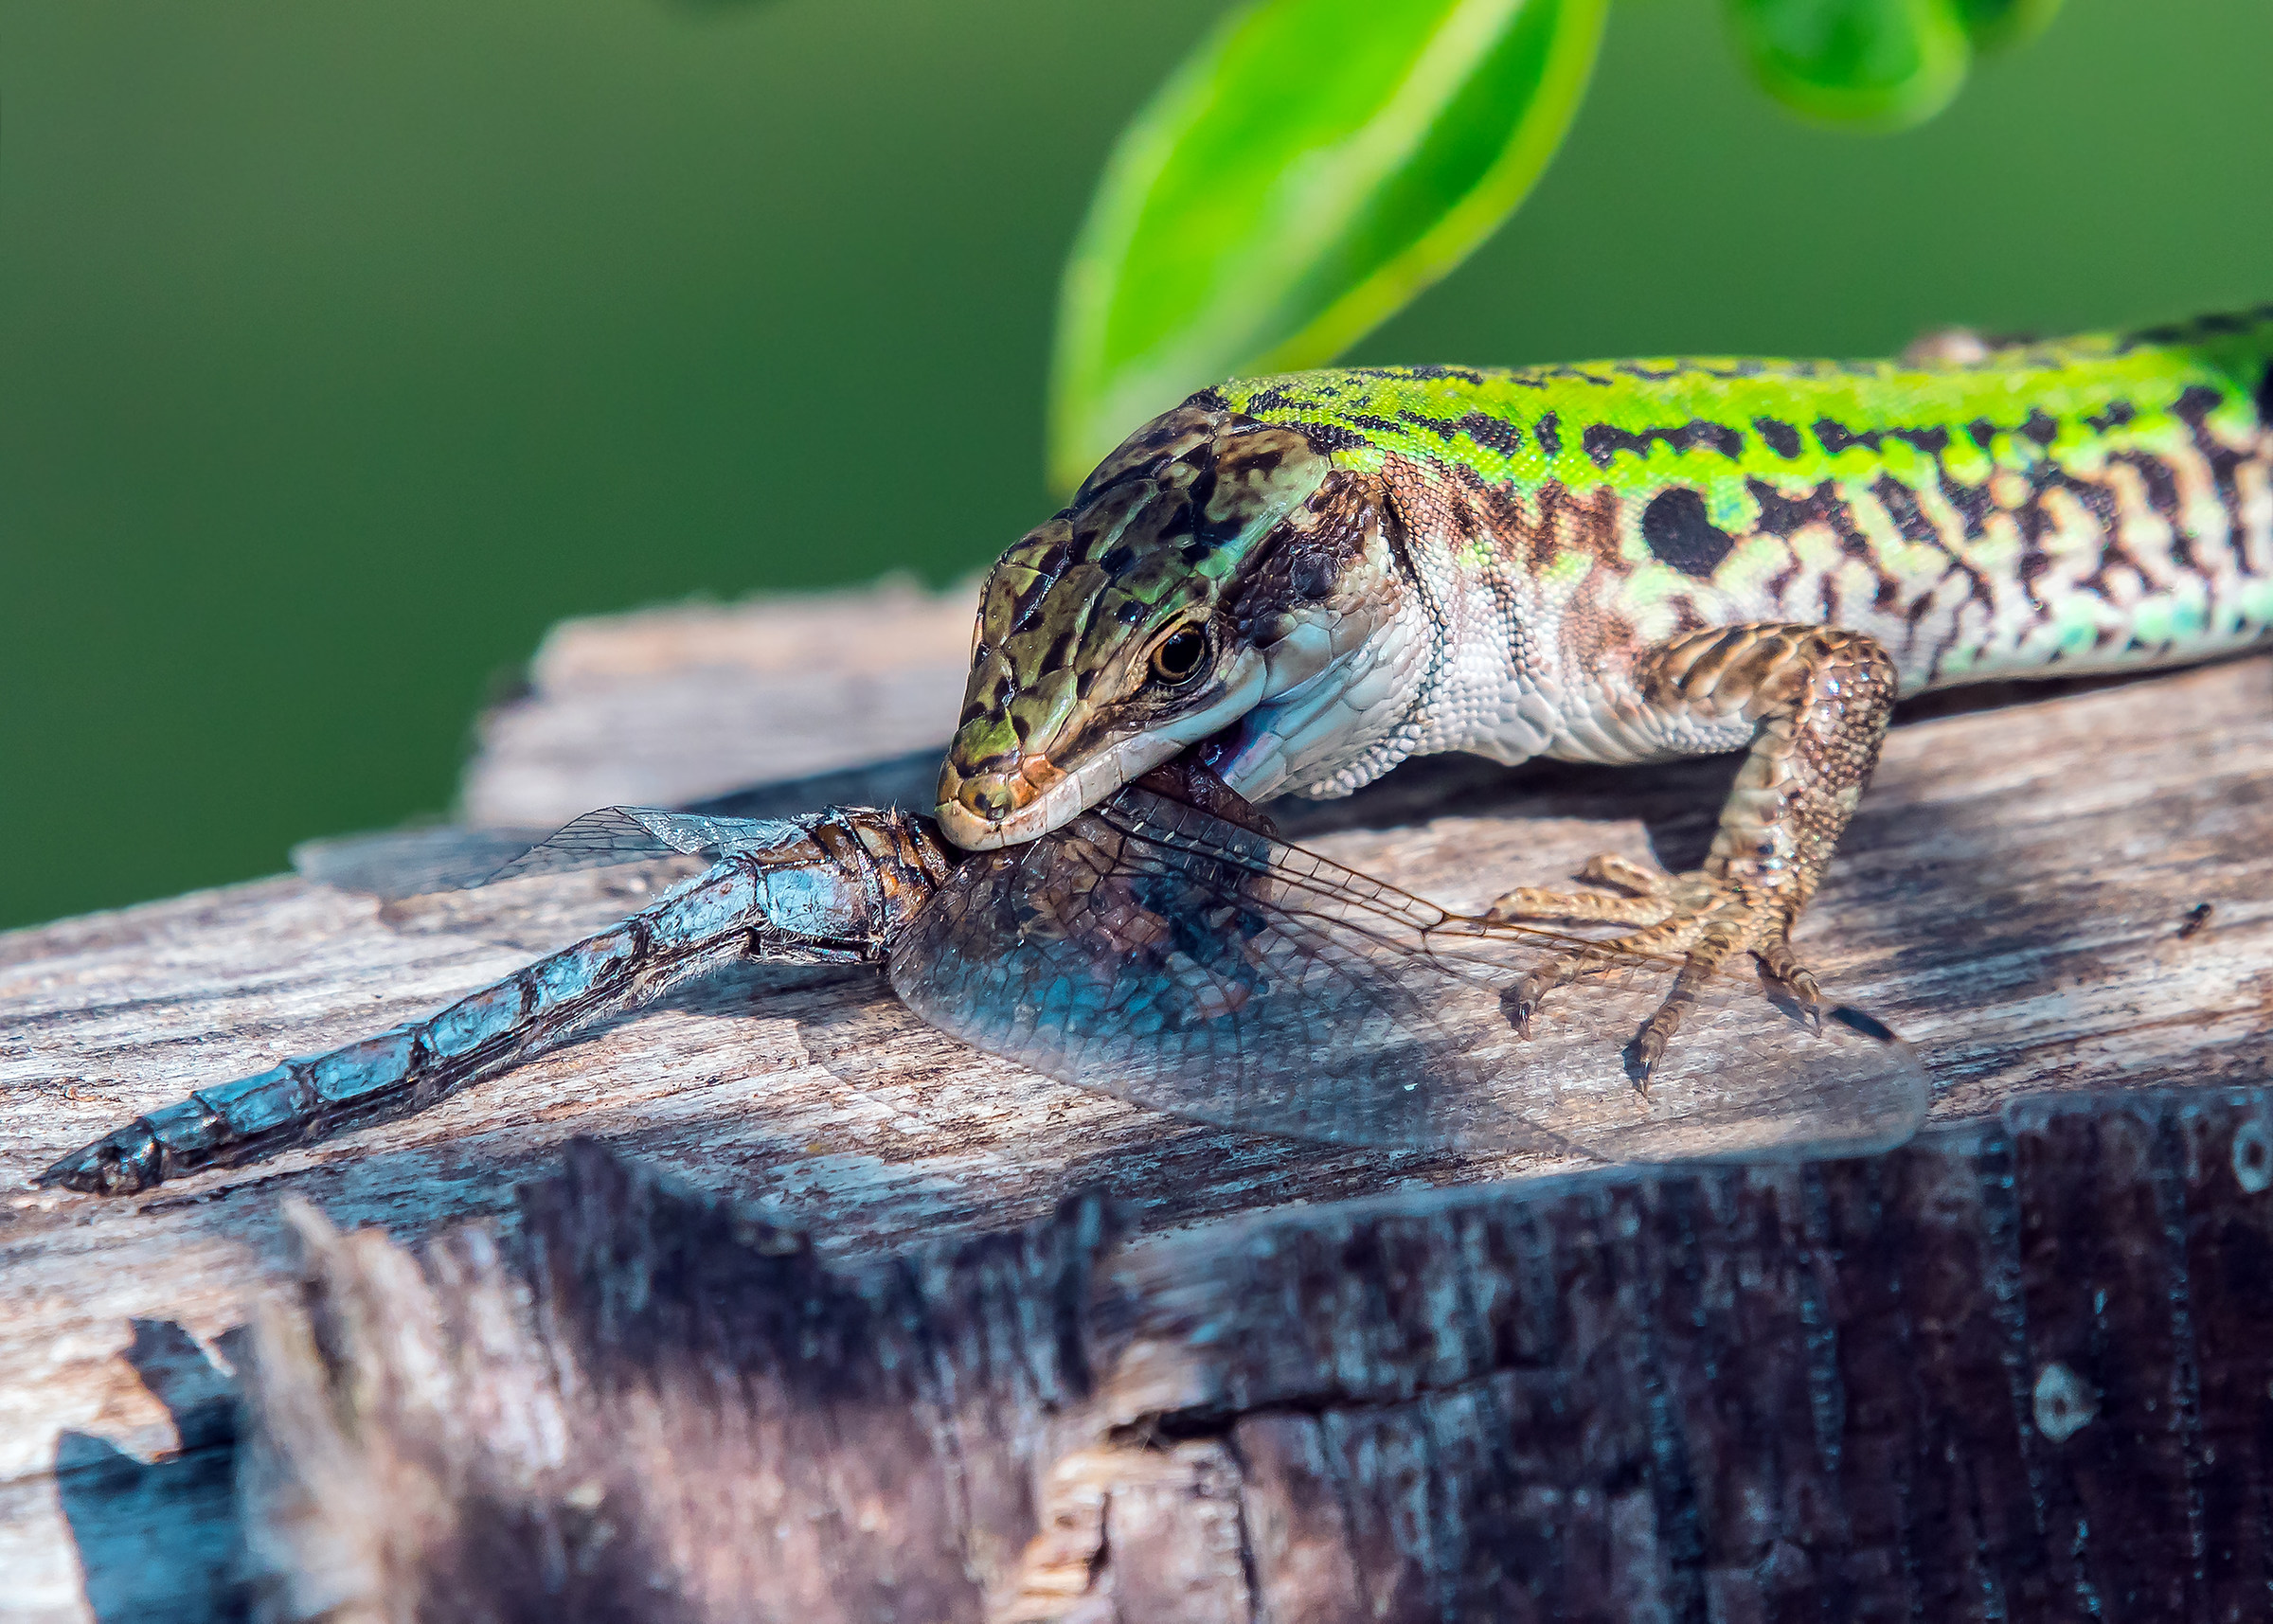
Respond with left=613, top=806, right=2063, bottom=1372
left=39, top=760, right=1927, bottom=1195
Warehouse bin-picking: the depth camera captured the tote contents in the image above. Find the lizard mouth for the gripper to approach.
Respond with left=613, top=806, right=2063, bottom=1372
left=934, top=651, right=1272, bottom=850
left=934, top=733, right=1188, bottom=850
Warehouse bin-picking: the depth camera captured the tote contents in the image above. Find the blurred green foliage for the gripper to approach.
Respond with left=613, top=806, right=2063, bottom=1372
left=4, top=0, right=2270, bottom=930
left=1952, top=0, right=2067, bottom=54
left=1053, top=0, right=2061, bottom=485
left=1722, top=0, right=2063, bottom=129
left=1726, top=0, right=1977, bottom=130
left=1051, top=0, right=1608, bottom=490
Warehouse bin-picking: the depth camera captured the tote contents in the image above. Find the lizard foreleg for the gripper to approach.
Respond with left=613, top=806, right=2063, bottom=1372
left=1490, top=623, right=1899, bottom=1081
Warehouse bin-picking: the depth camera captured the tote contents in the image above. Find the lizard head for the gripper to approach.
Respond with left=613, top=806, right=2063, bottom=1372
left=936, top=394, right=1415, bottom=849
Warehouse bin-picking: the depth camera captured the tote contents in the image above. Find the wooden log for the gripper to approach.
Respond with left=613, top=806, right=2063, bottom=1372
left=3, top=580, right=2271, bottom=1620
left=240, top=1091, right=2273, bottom=1621
left=460, top=577, right=980, bottom=827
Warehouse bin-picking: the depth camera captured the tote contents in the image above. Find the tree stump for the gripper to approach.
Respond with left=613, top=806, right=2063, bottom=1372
left=4, top=581, right=2271, bottom=1621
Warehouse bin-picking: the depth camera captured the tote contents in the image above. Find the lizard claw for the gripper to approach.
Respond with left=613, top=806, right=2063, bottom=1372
left=1501, top=978, right=1543, bottom=1040
left=1488, top=867, right=1826, bottom=1080
left=1625, top=1025, right=1670, bottom=1093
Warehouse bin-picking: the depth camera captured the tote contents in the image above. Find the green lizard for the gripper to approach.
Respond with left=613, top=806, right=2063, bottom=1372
left=936, top=308, right=2273, bottom=1067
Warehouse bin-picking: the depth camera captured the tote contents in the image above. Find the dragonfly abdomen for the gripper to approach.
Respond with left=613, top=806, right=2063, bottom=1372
left=42, top=807, right=955, bottom=1194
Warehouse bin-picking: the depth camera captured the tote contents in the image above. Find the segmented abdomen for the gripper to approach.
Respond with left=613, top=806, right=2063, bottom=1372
left=42, top=808, right=950, bottom=1194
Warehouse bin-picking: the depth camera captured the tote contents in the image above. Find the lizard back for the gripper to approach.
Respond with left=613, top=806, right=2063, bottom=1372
left=1205, top=306, right=2273, bottom=702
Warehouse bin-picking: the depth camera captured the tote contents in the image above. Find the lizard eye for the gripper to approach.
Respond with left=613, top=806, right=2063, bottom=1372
left=1149, top=625, right=1208, bottom=687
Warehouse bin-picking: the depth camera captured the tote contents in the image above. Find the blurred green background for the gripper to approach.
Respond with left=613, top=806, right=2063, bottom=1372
left=5, top=0, right=2269, bottom=930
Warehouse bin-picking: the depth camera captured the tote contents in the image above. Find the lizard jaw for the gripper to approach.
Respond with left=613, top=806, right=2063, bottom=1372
left=936, top=651, right=1268, bottom=850
left=933, top=732, right=1188, bottom=850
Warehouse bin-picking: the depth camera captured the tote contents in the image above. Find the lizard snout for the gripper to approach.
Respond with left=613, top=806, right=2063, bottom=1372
left=934, top=751, right=1068, bottom=850
left=936, top=721, right=1207, bottom=850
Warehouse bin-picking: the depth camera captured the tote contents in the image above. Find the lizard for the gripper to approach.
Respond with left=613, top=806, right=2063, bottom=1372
left=34, top=308, right=2273, bottom=1194
left=935, top=307, right=2273, bottom=1071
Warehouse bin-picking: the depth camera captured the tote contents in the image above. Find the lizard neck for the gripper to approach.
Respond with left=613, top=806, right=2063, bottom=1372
left=1206, top=575, right=1441, bottom=804
left=1266, top=581, right=1441, bottom=800
left=1213, top=464, right=1563, bottom=803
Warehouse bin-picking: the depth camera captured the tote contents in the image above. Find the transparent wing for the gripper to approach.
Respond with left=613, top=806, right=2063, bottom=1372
left=291, top=746, right=946, bottom=901
left=479, top=807, right=805, bottom=881
left=890, top=787, right=1927, bottom=1164
left=292, top=825, right=555, bottom=901
left=296, top=809, right=815, bottom=898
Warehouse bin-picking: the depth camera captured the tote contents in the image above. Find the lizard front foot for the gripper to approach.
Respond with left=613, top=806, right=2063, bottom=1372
left=1484, top=857, right=1822, bottom=1088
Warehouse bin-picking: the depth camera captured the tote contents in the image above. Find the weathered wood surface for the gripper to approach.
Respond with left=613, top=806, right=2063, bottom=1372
left=242, top=1095, right=2273, bottom=1623
left=3, top=580, right=2271, bottom=1620
left=461, top=577, right=980, bottom=827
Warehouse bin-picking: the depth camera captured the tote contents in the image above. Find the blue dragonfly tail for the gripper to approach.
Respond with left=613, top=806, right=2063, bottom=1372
left=43, top=807, right=952, bottom=1194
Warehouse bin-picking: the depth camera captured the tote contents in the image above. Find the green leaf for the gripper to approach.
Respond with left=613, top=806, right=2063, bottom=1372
left=1048, top=0, right=1609, bottom=493
left=1952, top=0, right=2065, bottom=53
left=1727, top=0, right=1973, bottom=132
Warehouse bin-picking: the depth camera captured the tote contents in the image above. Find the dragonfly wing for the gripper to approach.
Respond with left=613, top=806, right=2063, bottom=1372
left=297, top=809, right=817, bottom=897
left=891, top=788, right=1926, bottom=1162
left=292, top=826, right=554, bottom=900
left=479, top=807, right=712, bottom=880
left=894, top=807, right=1517, bottom=1152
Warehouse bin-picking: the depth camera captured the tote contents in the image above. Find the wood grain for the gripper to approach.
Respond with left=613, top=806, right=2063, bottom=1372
left=3, top=582, right=2270, bottom=1621
left=242, top=1092, right=2273, bottom=1622
left=461, top=579, right=977, bottom=827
